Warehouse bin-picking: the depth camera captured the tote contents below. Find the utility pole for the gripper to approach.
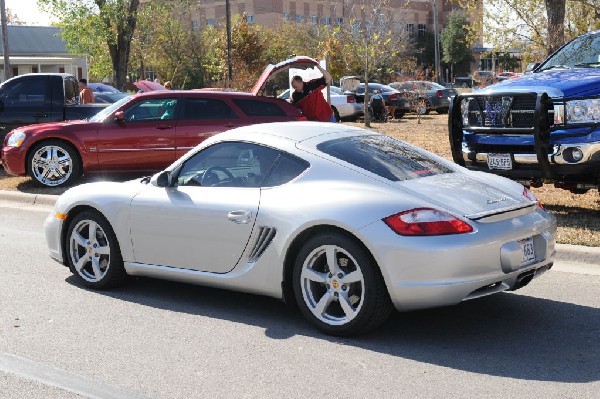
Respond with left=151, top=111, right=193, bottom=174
left=225, top=0, right=233, bottom=86
left=0, top=0, right=10, bottom=81
left=432, top=0, right=441, bottom=83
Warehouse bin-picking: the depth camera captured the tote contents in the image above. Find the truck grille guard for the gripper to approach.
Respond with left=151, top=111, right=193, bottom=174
left=449, top=92, right=553, bottom=178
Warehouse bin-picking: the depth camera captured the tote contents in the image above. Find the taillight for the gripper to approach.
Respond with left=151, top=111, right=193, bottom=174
left=295, top=115, right=307, bottom=121
left=346, top=96, right=356, bottom=103
left=523, top=187, right=544, bottom=209
left=436, top=90, right=444, bottom=98
left=388, top=93, right=398, bottom=101
left=383, top=208, right=473, bottom=236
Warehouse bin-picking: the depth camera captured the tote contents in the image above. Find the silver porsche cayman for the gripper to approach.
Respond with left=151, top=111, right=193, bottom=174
left=45, top=122, right=557, bottom=336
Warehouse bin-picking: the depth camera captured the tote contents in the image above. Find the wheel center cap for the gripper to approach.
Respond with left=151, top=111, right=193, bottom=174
left=87, top=247, right=93, bottom=255
left=331, top=279, right=340, bottom=290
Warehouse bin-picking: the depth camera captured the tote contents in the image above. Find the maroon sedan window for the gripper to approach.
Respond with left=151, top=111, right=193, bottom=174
left=232, top=99, right=287, bottom=116
left=124, top=98, right=178, bottom=122
left=183, top=98, right=238, bottom=120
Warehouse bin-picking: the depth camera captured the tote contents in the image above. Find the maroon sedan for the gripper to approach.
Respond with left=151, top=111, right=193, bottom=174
left=1, top=91, right=305, bottom=187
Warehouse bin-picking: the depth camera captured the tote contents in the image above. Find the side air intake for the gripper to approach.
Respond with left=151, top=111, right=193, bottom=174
left=248, top=227, right=277, bottom=262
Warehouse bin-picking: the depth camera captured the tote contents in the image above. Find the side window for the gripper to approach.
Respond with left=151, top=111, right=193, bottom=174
left=232, top=99, right=287, bottom=116
left=263, top=154, right=309, bottom=187
left=124, top=98, right=178, bottom=122
left=2, top=79, right=47, bottom=105
left=177, top=142, right=280, bottom=188
left=65, top=79, right=78, bottom=105
left=183, top=98, right=238, bottom=120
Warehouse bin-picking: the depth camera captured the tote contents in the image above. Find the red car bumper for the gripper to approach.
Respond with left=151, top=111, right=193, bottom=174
left=1, top=146, right=27, bottom=176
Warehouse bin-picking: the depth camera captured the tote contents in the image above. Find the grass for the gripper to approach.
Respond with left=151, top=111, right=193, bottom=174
left=1, top=113, right=598, bottom=246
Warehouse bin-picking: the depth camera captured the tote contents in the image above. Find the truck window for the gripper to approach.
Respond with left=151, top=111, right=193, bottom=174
left=65, top=78, right=79, bottom=105
left=1, top=79, right=48, bottom=105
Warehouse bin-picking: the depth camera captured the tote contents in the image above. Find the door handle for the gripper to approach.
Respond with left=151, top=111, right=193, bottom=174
left=227, top=210, right=253, bottom=224
left=33, top=113, right=48, bottom=118
left=156, top=125, right=173, bottom=130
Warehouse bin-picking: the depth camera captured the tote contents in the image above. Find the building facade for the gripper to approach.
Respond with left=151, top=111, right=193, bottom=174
left=0, top=26, right=88, bottom=83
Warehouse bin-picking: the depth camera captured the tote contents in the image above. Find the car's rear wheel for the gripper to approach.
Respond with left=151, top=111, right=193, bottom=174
left=66, top=210, right=127, bottom=289
left=436, top=107, right=448, bottom=114
left=27, top=140, right=81, bottom=187
left=293, top=233, right=393, bottom=336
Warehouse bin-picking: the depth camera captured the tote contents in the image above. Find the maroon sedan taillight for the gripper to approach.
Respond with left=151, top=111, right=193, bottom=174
left=346, top=96, right=356, bottom=103
left=436, top=90, right=444, bottom=98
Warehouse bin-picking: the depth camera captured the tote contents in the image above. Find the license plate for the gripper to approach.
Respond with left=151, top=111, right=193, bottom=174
left=487, top=153, right=513, bottom=170
left=520, top=237, right=536, bottom=264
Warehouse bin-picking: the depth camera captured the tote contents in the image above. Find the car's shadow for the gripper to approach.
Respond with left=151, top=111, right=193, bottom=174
left=66, top=275, right=599, bottom=383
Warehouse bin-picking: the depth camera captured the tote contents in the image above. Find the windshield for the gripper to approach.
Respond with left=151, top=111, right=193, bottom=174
left=538, top=32, right=600, bottom=71
left=317, top=135, right=452, bottom=181
left=89, top=96, right=132, bottom=122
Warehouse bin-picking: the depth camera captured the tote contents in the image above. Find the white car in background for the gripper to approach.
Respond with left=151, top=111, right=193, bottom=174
left=278, top=86, right=363, bottom=121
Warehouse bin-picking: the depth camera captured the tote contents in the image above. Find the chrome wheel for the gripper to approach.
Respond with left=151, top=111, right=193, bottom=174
left=69, top=219, right=111, bottom=283
left=30, top=145, right=73, bottom=187
left=300, top=245, right=365, bottom=326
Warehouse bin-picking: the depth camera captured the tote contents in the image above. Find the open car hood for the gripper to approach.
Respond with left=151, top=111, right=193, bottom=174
left=251, top=56, right=320, bottom=96
left=133, top=80, right=165, bottom=92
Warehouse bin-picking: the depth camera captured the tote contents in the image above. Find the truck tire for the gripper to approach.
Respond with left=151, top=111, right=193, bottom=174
left=27, top=140, right=81, bottom=187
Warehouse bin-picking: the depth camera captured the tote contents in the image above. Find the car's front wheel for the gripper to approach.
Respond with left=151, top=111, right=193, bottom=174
left=293, top=233, right=393, bottom=336
left=66, top=210, right=127, bottom=289
left=27, top=140, right=81, bottom=187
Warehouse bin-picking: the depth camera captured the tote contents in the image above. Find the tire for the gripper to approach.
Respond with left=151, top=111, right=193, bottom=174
left=436, top=108, right=449, bottom=114
left=293, top=233, right=393, bottom=336
left=332, top=107, right=341, bottom=122
left=27, top=140, right=81, bottom=187
left=65, top=210, right=127, bottom=289
left=395, top=110, right=406, bottom=119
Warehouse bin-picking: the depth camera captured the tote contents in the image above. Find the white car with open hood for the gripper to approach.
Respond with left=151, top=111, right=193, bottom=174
left=45, top=122, right=557, bottom=336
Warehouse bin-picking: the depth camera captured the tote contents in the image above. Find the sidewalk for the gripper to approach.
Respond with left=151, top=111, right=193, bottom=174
left=1, top=189, right=598, bottom=266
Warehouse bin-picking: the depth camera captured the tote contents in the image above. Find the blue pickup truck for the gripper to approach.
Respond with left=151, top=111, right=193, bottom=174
left=449, top=30, right=600, bottom=193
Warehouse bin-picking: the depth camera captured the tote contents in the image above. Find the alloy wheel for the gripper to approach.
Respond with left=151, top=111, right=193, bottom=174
left=30, top=145, right=73, bottom=186
left=69, top=219, right=112, bottom=283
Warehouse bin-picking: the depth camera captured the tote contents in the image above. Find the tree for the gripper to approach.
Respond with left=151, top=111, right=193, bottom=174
left=440, top=11, right=472, bottom=80
left=6, top=8, right=26, bottom=25
left=41, top=0, right=142, bottom=90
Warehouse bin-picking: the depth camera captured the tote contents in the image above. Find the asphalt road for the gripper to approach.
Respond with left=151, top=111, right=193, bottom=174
left=0, top=202, right=598, bottom=398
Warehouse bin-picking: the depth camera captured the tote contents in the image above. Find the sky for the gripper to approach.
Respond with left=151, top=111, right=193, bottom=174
left=6, top=0, right=55, bottom=26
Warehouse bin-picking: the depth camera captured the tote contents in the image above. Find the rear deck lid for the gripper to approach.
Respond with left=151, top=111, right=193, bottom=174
left=251, top=56, right=319, bottom=96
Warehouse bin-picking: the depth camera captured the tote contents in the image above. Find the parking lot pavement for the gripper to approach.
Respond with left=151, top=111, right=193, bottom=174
left=0, top=203, right=598, bottom=398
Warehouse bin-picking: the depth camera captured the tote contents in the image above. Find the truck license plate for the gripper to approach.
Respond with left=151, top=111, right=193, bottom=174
left=520, top=237, right=536, bottom=264
left=487, top=153, right=512, bottom=170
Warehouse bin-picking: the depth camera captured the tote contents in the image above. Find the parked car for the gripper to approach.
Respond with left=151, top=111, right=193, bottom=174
left=389, top=81, right=458, bottom=114
left=88, top=83, right=129, bottom=104
left=45, top=122, right=557, bottom=336
left=449, top=29, right=600, bottom=194
left=496, top=72, right=518, bottom=81
left=0, top=73, right=107, bottom=143
left=1, top=91, right=305, bottom=187
left=354, top=83, right=409, bottom=118
left=454, top=76, right=477, bottom=88
left=278, top=86, right=363, bottom=121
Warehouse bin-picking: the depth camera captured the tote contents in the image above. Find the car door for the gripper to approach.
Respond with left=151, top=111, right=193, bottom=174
left=175, top=97, right=242, bottom=158
left=129, top=141, right=280, bottom=273
left=0, top=76, right=54, bottom=139
left=96, top=97, right=179, bottom=171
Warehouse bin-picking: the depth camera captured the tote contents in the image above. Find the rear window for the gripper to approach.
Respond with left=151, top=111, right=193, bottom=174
left=317, top=135, right=452, bottom=181
left=233, top=99, right=287, bottom=116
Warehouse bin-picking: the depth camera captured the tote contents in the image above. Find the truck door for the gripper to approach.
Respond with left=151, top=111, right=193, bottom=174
left=0, top=76, right=54, bottom=141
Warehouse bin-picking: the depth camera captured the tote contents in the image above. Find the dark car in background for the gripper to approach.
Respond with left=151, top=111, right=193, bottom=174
left=390, top=81, right=458, bottom=115
left=88, top=83, right=129, bottom=104
left=354, top=83, right=409, bottom=118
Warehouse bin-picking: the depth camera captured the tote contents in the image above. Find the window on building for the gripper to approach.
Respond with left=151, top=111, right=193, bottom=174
left=310, top=15, right=318, bottom=24
left=406, top=23, right=415, bottom=39
left=418, top=24, right=426, bottom=38
left=322, top=16, right=331, bottom=25
left=296, top=15, right=304, bottom=23
left=192, top=20, right=200, bottom=32
left=283, top=13, right=290, bottom=22
left=246, top=15, right=255, bottom=23
left=206, top=18, right=216, bottom=26
left=335, top=17, right=343, bottom=25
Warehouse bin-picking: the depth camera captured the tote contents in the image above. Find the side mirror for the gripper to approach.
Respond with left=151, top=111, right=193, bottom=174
left=150, top=171, right=172, bottom=188
left=525, top=62, right=539, bottom=73
left=114, top=111, right=125, bottom=122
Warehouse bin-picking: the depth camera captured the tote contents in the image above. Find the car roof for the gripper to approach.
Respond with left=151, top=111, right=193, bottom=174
left=213, top=122, right=370, bottom=144
left=129, top=90, right=285, bottom=101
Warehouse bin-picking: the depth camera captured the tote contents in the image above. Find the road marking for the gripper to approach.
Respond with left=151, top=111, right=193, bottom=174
left=0, top=352, right=153, bottom=399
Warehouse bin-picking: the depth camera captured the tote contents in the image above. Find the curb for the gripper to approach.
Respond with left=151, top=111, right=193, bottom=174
left=0, top=190, right=57, bottom=207
left=0, top=189, right=598, bottom=265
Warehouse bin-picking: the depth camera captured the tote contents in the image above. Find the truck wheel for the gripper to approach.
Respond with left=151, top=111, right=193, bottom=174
left=27, top=140, right=81, bottom=187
